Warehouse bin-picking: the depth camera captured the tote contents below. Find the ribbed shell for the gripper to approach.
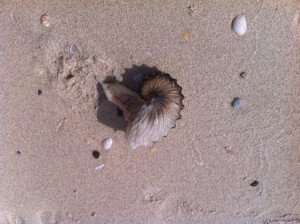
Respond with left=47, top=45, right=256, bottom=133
left=126, top=73, right=184, bottom=149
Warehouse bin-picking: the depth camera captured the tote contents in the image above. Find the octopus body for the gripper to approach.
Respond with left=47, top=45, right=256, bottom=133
left=101, top=72, right=184, bottom=149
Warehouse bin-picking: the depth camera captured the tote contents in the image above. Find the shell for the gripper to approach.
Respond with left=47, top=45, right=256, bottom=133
left=101, top=72, right=184, bottom=149
left=126, top=73, right=184, bottom=149
left=232, top=15, right=247, bottom=36
left=95, top=163, right=105, bottom=170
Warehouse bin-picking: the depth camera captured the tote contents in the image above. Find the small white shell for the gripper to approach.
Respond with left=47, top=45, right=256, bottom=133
left=95, top=163, right=105, bottom=170
left=102, top=137, right=112, bottom=150
left=232, top=15, right=247, bottom=36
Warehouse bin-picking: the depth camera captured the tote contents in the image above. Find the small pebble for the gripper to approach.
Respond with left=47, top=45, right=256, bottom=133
left=239, top=71, right=247, bottom=78
left=224, top=146, right=234, bottom=155
left=102, top=137, right=112, bottom=150
left=231, top=97, right=243, bottom=109
left=69, top=44, right=79, bottom=54
left=250, top=180, right=259, bottom=187
left=150, top=146, right=158, bottom=153
left=95, top=163, right=105, bottom=170
left=232, top=15, right=247, bottom=36
left=92, top=150, right=100, bottom=159
left=41, top=13, right=50, bottom=27
left=182, top=31, right=189, bottom=41
left=38, top=89, right=42, bottom=95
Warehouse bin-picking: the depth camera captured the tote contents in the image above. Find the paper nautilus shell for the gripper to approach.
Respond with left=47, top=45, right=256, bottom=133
left=101, top=72, right=184, bottom=149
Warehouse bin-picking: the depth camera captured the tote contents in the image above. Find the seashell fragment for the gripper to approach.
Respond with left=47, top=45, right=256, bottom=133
left=232, top=15, right=247, bottom=36
left=101, top=72, right=184, bottom=149
left=95, top=163, right=105, bottom=170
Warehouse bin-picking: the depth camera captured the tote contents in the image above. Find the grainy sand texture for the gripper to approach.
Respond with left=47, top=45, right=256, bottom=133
left=0, top=1, right=300, bottom=223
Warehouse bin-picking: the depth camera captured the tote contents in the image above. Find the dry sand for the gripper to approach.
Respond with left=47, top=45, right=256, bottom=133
left=0, top=0, right=300, bottom=223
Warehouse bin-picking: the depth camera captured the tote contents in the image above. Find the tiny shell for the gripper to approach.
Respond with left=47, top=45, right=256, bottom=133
left=41, top=13, right=50, bottom=27
left=102, top=137, right=112, bottom=150
left=95, top=163, right=105, bottom=170
left=232, top=15, right=247, bottom=36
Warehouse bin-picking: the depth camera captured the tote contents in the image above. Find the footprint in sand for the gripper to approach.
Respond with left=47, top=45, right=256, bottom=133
left=53, top=44, right=113, bottom=113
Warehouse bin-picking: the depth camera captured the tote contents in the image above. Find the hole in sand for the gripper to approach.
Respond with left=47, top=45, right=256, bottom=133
left=38, top=89, right=42, bottom=95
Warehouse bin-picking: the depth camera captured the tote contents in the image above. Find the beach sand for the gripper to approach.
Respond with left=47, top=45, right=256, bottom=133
left=0, top=0, right=299, bottom=223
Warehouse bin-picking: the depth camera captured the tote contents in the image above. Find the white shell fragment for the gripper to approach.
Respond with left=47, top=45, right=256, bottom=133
left=102, top=137, right=113, bottom=150
left=232, top=15, right=247, bottom=36
left=95, top=163, right=105, bottom=170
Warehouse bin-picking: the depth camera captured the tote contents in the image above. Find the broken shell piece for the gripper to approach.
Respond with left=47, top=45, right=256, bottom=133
left=102, top=137, right=113, bottom=150
left=95, top=163, right=105, bottom=170
left=101, top=72, right=184, bottom=149
left=41, top=13, right=50, bottom=27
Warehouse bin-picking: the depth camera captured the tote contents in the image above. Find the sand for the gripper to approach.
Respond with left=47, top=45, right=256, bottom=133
left=0, top=0, right=299, bottom=223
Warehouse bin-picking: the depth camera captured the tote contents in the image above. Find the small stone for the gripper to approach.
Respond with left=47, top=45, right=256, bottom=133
left=250, top=180, right=259, bottom=187
left=92, top=150, right=100, bottom=159
left=41, top=13, right=50, bottom=27
left=69, top=44, right=79, bottom=54
left=239, top=71, right=247, bottom=78
left=224, top=146, right=234, bottom=155
left=102, top=138, right=112, bottom=150
left=38, top=89, right=42, bottom=95
left=150, top=146, right=158, bottom=152
left=133, top=73, right=143, bottom=84
left=95, top=163, right=105, bottom=170
left=231, top=97, right=243, bottom=109
left=182, top=31, right=189, bottom=41
left=232, top=15, right=247, bottom=36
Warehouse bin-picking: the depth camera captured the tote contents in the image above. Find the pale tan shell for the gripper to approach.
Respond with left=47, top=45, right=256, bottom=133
left=101, top=73, right=184, bottom=149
